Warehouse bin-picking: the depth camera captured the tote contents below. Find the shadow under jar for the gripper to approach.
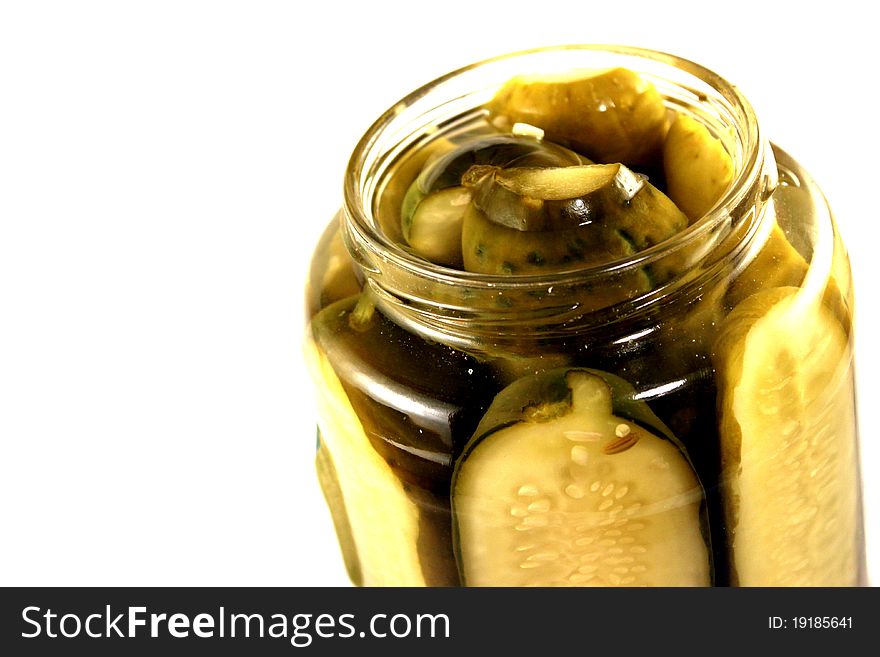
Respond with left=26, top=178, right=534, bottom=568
left=304, top=46, right=864, bottom=587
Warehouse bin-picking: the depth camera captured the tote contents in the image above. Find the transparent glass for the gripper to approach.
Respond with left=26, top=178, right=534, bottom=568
left=304, top=46, right=863, bottom=587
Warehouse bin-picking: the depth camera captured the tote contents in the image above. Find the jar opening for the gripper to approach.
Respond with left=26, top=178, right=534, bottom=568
left=341, top=45, right=774, bottom=347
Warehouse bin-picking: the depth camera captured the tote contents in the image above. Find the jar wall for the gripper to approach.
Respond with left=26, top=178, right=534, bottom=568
left=303, top=47, right=862, bottom=587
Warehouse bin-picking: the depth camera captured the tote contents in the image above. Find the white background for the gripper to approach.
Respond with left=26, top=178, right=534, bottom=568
left=1, top=0, right=876, bottom=586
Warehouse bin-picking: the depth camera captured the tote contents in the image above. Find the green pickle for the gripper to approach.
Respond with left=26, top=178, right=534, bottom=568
left=308, top=293, right=502, bottom=585
left=453, top=368, right=712, bottom=586
left=307, top=53, right=862, bottom=587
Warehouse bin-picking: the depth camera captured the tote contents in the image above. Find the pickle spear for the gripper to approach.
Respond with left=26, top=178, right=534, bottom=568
left=315, top=439, right=362, bottom=585
left=310, top=294, right=502, bottom=586
left=452, top=368, right=712, bottom=587
left=713, top=287, right=859, bottom=586
left=486, top=68, right=668, bottom=166
left=663, top=114, right=734, bottom=221
left=306, top=319, right=425, bottom=586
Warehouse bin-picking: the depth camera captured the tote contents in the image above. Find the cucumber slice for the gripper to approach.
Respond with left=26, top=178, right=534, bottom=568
left=305, top=324, right=425, bottom=586
left=486, top=68, right=668, bottom=166
left=378, top=137, right=458, bottom=243
left=310, top=295, right=502, bottom=585
left=495, top=163, right=623, bottom=201
left=315, top=438, right=363, bottom=585
left=713, top=288, right=859, bottom=586
left=452, top=368, right=712, bottom=587
left=663, top=114, right=734, bottom=221
left=404, top=186, right=470, bottom=268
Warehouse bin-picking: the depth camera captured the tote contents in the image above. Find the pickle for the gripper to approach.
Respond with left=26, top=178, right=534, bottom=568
left=461, top=164, right=687, bottom=283
left=663, top=114, right=734, bottom=221
left=727, top=222, right=808, bottom=307
left=315, top=439, right=362, bottom=585
left=310, top=294, right=502, bottom=585
left=726, top=204, right=849, bottom=327
left=306, top=320, right=425, bottom=586
left=495, top=163, right=628, bottom=200
left=405, top=186, right=470, bottom=267
left=378, top=137, right=458, bottom=243
left=452, top=368, right=712, bottom=586
left=401, top=134, right=586, bottom=237
left=713, top=287, right=859, bottom=586
left=486, top=68, right=668, bottom=166
left=305, top=220, right=362, bottom=318
left=401, top=134, right=587, bottom=252
left=463, top=163, right=633, bottom=232
left=461, top=201, right=646, bottom=279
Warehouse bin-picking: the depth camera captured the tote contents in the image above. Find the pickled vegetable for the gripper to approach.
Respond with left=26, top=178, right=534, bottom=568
left=461, top=200, right=648, bottom=278
left=663, top=114, right=734, bottom=221
left=494, top=163, right=624, bottom=202
left=713, top=287, right=859, bottom=586
left=305, top=221, right=361, bottom=318
left=452, top=368, right=711, bottom=586
left=378, top=137, right=458, bottom=243
left=486, top=68, right=667, bottom=165
left=311, top=58, right=861, bottom=589
left=727, top=222, right=807, bottom=306
left=305, top=318, right=425, bottom=586
left=310, top=294, right=503, bottom=585
left=461, top=164, right=688, bottom=280
left=405, top=186, right=470, bottom=267
left=401, top=134, right=586, bottom=238
left=315, top=439, right=362, bottom=585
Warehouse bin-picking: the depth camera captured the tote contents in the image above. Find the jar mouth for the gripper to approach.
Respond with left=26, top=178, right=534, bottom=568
left=342, top=44, right=769, bottom=313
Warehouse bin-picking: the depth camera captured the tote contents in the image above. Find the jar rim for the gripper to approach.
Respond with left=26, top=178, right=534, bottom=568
left=342, top=44, right=767, bottom=294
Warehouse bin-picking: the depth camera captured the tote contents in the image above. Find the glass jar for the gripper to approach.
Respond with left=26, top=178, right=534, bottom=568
left=304, top=46, right=864, bottom=587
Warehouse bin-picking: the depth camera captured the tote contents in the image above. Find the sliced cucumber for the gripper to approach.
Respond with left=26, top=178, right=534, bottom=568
left=663, top=113, right=734, bottom=221
left=404, top=186, right=470, bottom=268
left=495, top=163, right=623, bottom=201
left=713, top=287, right=859, bottom=586
left=486, top=68, right=668, bottom=166
left=310, top=294, right=501, bottom=585
left=315, top=438, right=362, bottom=585
left=377, top=137, right=458, bottom=243
left=452, top=368, right=711, bottom=587
left=305, top=325, right=425, bottom=586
